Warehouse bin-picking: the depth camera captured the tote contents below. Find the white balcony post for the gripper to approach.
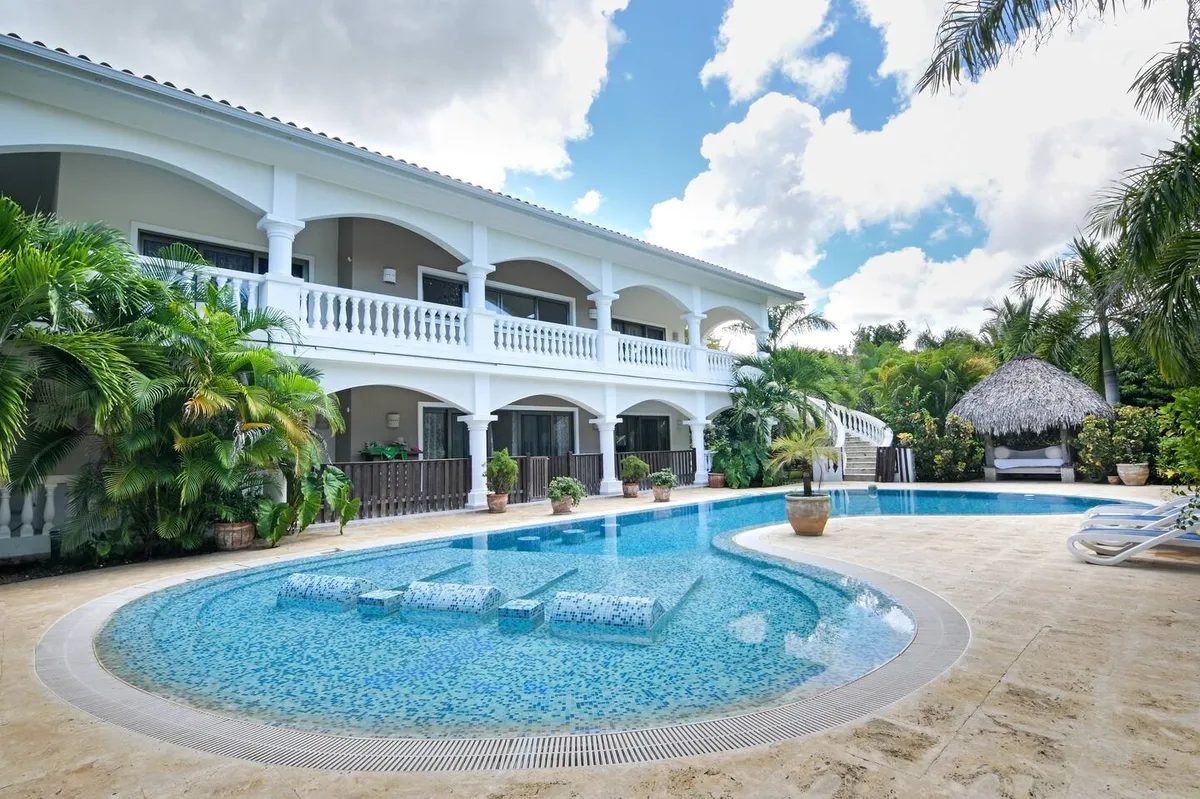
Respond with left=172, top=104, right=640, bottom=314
left=593, top=418, right=622, bottom=495
left=683, top=312, right=707, bottom=378
left=458, top=261, right=496, bottom=356
left=686, top=419, right=710, bottom=486
left=41, top=477, right=64, bottom=536
left=589, top=291, right=619, bottom=368
left=464, top=415, right=496, bottom=509
left=256, top=214, right=305, bottom=324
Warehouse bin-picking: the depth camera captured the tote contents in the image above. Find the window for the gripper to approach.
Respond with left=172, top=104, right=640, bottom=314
left=613, top=318, right=667, bottom=340
left=420, top=272, right=570, bottom=323
left=421, top=407, right=468, bottom=459
left=518, top=411, right=574, bottom=456
left=139, top=232, right=307, bottom=279
left=421, top=274, right=465, bottom=307
left=616, top=415, right=671, bottom=452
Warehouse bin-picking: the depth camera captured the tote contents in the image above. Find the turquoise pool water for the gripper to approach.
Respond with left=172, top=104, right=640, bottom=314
left=96, top=489, right=1119, bottom=738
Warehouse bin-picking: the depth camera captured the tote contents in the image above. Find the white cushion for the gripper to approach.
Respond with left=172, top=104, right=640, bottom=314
left=994, top=446, right=1011, bottom=458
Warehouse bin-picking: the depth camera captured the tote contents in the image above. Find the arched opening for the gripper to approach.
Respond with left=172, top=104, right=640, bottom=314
left=488, top=394, right=599, bottom=458
left=701, top=305, right=757, bottom=340
left=489, top=259, right=597, bottom=328
left=328, top=384, right=469, bottom=463
left=321, top=216, right=465, bottom=302
left=611, top=285, right=690, bottom=343
left=614, top=400, right=693, bottom=453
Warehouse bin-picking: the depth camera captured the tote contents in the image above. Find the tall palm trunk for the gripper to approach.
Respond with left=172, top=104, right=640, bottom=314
left=1097, top=310, right=1121, bottom=406
left=802, top=460, right=813, bottom=497
left=1191, top=0, right=1199, bottom=43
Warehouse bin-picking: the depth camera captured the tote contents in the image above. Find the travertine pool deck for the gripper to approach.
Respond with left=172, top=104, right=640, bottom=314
left=2, top=482, right=1198, bottom=797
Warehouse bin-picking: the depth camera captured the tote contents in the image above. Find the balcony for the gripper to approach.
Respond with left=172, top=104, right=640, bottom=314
left=160, top=262, right=736, bottom=385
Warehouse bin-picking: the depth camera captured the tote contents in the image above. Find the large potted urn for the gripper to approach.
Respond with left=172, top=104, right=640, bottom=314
left=1116, top=462, right=1150, bottom=487
left=214, top=521, right=255, bottom=551
left=785, top=492, right=832, bottom=536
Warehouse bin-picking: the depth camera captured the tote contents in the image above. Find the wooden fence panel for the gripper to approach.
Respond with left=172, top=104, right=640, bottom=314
left=625, top=450, right=696, bottom=489
left=321, top=459, right=471, bottom=520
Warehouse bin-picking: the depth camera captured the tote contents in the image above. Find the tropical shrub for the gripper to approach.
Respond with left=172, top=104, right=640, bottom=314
left=620, top=455, right=651, bottom=483
left=768, top=428, right=837, bottom=496
left=910, top=412, right=984, bottom=482
left=1158, top=389, right=1200, bottom=485
left=1111, top=405, right=1158, bottom=465
left=1075, top=415, right=1115, bottom=481
left=711, top=437, right=765, bottom=489
left=649, top=468, right=678, bottom=488
left=547, top=476, right=585, bottom=506
left=256, top=465, right=361, bottom=546
left=486, top=448, right=518, bottom=495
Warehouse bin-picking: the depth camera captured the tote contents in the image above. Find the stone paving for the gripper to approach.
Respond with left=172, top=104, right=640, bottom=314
left=2, top=482, right=1198, bottom=798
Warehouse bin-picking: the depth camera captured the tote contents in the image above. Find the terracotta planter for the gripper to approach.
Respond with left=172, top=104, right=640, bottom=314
left=487, top=493, right=509, bottom=513
left=785, top=493, right=831, bottom=536
left=653, top=486, right=672, bottom=502
left=622, top=482, right=640, bottom=498
left=214, top=521, right=255, bottom=551
left=1106, top=475, right=1121, bottom=485
left=708, top=473, right=726, bottom=489
left=551, top=497, right=574, bottom=515
left=1117, top=463, right=1150, bottom=487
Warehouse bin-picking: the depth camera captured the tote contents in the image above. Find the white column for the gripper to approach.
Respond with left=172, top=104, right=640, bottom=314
left=682, top=312, right=708, bottom=378
left=686, top=419, right=710, bottom=486
left=593, top=418, right=622, bottom=495
left=589, top=291, right=619, bottom=368
left=0, top=486, right=10, bottom=536
left=458, top=261, right=496, bottom=356
left=464, top=415, right=496, bottom=509
left=257, top=214, right=306, bottom=322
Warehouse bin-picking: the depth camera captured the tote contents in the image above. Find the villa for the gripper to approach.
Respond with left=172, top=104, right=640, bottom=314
left=0, top=34, right=904, bottom=556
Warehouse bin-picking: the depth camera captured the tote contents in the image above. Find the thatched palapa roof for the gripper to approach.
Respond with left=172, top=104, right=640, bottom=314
left=948, top=355, right=1113, bottom=435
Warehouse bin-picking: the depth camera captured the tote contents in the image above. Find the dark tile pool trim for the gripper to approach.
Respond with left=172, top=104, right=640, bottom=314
left=35, top=525, right=970, bottom=772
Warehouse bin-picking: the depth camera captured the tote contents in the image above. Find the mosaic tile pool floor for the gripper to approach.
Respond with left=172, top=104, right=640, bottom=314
left=95, top=490, right=1120, bottom=738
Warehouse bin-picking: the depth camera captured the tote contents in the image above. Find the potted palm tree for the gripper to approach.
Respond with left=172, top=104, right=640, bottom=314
left=620, top=455, right=650, bottom=497
left=486, top=449, right=518, bottom=513
left=213, top=484, right=262, bottom=551
left=548, top=476, right=586, bottom=514
left=650, top=468, right=679, bottom=501
left=770, top=428, right=838, bottom=536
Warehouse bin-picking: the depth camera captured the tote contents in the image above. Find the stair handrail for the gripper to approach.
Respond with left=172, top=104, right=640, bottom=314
left=821, top=401, right=893, bottom=448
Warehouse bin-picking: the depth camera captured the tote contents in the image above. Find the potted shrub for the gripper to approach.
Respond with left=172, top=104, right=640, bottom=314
left=486, top=449, right=518, bottom=513
left=770, top=429, right=837, bottom=536
left=213, top=486, right=261, bottom=551
left=548, top=476, right=586, bottom=514
left=708, top=442, right=728, bottom=488
left=650, top=468, right=679, bottom=502
left=620, top=455, right=651, bottom=498
left=1113, top=406, right=1157, bottom=486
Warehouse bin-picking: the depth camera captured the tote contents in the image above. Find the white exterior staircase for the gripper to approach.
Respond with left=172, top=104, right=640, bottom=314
left=808, top=400, right=893, bottom=483
left=841, top=432, right=881, bottom=482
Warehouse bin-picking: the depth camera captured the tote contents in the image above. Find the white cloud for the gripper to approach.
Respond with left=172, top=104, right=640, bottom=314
left=701, top=0, right=848, bottom=102
left=0, top=0, right=628, bottom=189
left=651, top=1, right=1183, bottom=345
left=852, top=0, right=947, bottom=89
left=572, top=189, right=604, bottom=215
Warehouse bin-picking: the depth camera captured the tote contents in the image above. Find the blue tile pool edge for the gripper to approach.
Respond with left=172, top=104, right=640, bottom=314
left=35, top=507, right=976, bottom=771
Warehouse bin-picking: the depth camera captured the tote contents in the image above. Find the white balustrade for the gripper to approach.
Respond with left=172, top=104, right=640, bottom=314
left=617, top=335, right=692, bottom=373
left=301, top=286, right=469, bottom=348
left=493, top=317, right=599, bottom=361
left=707, top=349, right=735, bottom=376
left=825, top=402, right=894, bottom=447
left=0, top=476, right=65, bottom=560
left=138, top=256, right=265, bottom=313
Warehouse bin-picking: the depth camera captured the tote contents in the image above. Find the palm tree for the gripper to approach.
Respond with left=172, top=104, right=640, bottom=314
left=1013, top=237, right=1129, bottom=405
left=769, top=428, right=837, bottom=497
left=914, top=326, right=981, bottom=351
left=729, top=299, right=834, bottom=350
left=0, top=196, right=173, bottom=486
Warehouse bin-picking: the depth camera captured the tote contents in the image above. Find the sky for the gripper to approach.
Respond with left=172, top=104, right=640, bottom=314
left=1, top=0, right=1185, bottom=347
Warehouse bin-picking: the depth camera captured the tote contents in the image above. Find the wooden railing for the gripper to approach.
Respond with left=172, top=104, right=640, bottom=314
left=622, top=449, right=697, bottom=489
left=547, top=453, right=604, bottom=495
left=323, top=458, right=471, bottom=520
left=510, top=456, right=550, bottom=504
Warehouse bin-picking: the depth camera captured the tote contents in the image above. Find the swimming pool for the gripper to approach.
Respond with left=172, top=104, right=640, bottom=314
left=93, top=489, right=1116, bottom=741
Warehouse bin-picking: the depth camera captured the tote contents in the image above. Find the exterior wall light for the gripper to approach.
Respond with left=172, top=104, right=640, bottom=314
left=386, top=412, right=401, bottom=429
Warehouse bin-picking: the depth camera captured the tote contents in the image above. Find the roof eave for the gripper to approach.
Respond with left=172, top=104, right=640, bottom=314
left=1, top=35, right=805, bottom=304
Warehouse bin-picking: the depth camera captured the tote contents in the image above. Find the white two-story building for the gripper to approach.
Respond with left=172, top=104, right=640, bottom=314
left=0, top=33, right=811, bottom=540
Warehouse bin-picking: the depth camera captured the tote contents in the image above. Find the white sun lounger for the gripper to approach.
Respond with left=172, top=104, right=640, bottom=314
left=1068, top=516, right=1200, bottom=565
left=1085, top=496, right=1188, bottom=520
